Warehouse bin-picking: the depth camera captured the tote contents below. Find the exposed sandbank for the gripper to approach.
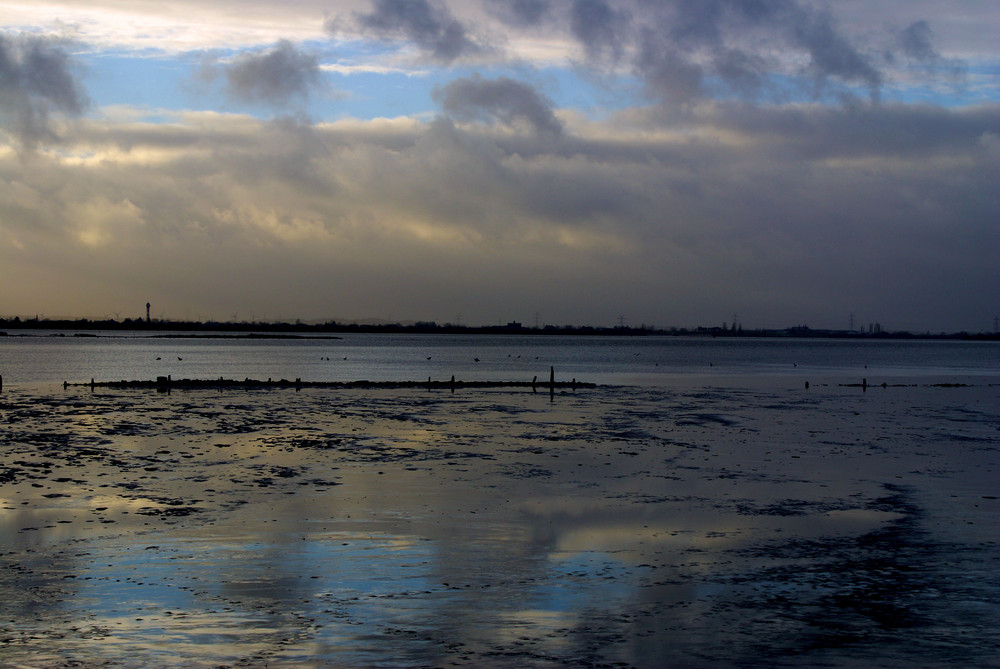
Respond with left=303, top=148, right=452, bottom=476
left=1, top=381, right=998, bottom=667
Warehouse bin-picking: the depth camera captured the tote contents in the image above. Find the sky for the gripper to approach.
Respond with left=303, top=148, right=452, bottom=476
left=0, top=1, right=998, bottom=332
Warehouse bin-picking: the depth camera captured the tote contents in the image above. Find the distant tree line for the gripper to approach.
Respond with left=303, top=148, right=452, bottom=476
left=0, top=316, right=997, bottom=340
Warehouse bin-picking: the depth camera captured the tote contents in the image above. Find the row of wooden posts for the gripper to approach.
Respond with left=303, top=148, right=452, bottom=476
left=1, top=373, right=892, bottom=394
left=57, top=366, right=586, bottom=393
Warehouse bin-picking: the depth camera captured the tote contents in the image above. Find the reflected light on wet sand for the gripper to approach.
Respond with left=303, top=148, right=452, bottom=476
left=1, top=382, right=999, bottom=667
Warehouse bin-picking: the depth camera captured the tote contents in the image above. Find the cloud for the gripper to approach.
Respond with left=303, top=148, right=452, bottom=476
left=433, top=74, right=563, bottom=136
left=203, top=40, right=324, bottom=106
left=634, top=27, right=706, bottom=104
left=623, top=0, right=891, bottom=104
left=4, top=2, right=976, bottom=112
left=351, top=0, right=481, bottom=63
left=0, top=33, right=88, bottom=145
left=789, top=6, right=882, bottom=97
left=488, top=0, right=552, bottom=27
left=0, top=1, right=996, bottom=330
left=569, top=0, right=632, bottom=64
left=893, top=19, right=965, bottom=82
left=3, top=100, right=997, bottom=329
left=343, top=2, right=969, bottom=105
left=712, top=47, right=770, bottom=98
left=900, top=20, right=938, bottom=62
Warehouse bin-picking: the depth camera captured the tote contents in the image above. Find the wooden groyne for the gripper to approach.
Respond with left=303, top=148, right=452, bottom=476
left=63, top=372, right=595, bottom=392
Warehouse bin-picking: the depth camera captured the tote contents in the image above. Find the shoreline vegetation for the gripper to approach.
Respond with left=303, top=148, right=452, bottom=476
left=2, top=317, right=998, bottom=341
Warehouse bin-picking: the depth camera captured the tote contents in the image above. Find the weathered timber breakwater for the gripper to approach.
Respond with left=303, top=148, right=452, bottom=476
left=63, top=374, right=595, bottom=392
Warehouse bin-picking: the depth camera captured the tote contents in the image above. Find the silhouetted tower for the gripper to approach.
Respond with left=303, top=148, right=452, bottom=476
left=146, top=302, right=151, bottom=324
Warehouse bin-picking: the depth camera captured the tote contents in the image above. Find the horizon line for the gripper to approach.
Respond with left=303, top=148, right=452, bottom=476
left=1, top=316, right=998, bottom=339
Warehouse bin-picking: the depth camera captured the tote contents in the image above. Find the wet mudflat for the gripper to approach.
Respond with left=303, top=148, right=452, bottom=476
left=1, top=381, right=999, bottom=668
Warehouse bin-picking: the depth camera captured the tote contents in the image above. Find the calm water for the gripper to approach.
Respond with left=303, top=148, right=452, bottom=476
left=1, top=332, right=998, bottom=387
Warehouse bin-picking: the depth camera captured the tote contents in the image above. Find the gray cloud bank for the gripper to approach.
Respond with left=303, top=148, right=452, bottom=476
left=0, top=2, right=996, bottom=331
left=2, top=101, right=996, bottom=331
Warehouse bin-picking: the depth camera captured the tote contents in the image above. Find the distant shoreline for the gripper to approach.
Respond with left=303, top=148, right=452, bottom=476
left=1, top=318, right=998, bottom=341
left=0, top=330, right=341, bottom=340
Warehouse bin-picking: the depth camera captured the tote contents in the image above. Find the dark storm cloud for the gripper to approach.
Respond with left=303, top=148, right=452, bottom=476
left=0, top=34, right=87, bottom=145
left=221, top=40, right=322, bottom=105
left=433, top=74, right=563, bottom=136
left=353, top=0, right=480, bottom=62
